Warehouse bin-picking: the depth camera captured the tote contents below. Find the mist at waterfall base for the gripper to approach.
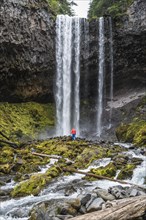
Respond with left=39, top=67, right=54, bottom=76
left=55, top=15, right=114, bottom=140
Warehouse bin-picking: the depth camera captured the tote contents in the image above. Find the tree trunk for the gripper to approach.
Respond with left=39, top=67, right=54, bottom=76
left=70, top=195, right=146, bottom=220
left=0, top=139, right=18, bottom=148
left=62, top=167, right=146, bottom=190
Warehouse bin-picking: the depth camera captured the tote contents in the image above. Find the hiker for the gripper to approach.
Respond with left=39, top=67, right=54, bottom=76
left=71, top=128, right=76, bottom=140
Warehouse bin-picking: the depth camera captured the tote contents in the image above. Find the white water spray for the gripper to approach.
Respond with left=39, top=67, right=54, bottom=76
left=97, top=17, right=105, bottom=137
left=55, top=15, right=81, bottom=136
left=109, top=17, right=114, bottom=128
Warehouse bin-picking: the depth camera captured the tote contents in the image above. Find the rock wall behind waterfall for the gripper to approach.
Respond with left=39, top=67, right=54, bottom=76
left=0, top=0, right=55, bottom=102
left=113, top=0, right=146, bottom=95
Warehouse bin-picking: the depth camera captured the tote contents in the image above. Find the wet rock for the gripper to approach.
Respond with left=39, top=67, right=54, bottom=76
left=80, top=193, right=91, bottom=206
left=86, top=197, right=105, bottom=213
left=60, top=205, right=77, bottom=216
left=85, top=193, right=97, bottom=208
left=64, top=185, right=77, bottom=197
left=0, top=180, right=6, bottom=186
left=68, top=199, right=81, bottom=210
left=129, top=188, right=138, bottom=197
left=79, top=205, right=86, bottom=214
left=108, top=185, right=128, bottom=199
left=94, top=188, right=115, bottom=201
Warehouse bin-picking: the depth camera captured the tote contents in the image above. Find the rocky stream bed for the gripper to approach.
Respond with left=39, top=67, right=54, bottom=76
left=0, top=137, right=146, bottom=220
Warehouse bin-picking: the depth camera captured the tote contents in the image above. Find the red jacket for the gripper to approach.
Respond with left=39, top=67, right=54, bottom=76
left=71, top=128, right=76, bottom=135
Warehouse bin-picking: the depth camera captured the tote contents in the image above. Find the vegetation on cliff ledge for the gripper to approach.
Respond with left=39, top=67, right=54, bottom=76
left=0, top=102, right=54, bottom=143
left=88, top=0, right=134, bottom=19
left=47, top=0, right=75, bottom=16
left=115, top=97, right=146, bottom=147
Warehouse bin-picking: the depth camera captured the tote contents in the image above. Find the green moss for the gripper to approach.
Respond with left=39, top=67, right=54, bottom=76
left=115, top=124, right=130, bottom=142
left=0, top=102, right=55, bottom=142
left=74, top=147, right=100, bottom=169
left=87, top=162, right=117, bottom=180
left=116, top=120, right=146, bottom=147
left=88, top=0, right=134, bottom=19
left=116, top=96, right=146, bottom=147
left=134, top=125, right=146, bottom=147
left=11, top=173, right=50, bottom=197
left=117, top=163, right=136, bottom=180
left=46, top=0, right=74, bottom=16
left=11, top=165, right=61, bottom=197
left=0, top=164, right=11, bottom=174
left=35, top=139, right=86, bottom=160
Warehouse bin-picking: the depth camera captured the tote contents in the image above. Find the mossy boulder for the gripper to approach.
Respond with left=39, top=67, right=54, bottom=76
left=35, top=139, right=88, bottom=160
left=88, top=162, right=117, bottom=180
left=117, top=163, right=136, bottom=180
left=11, top=165, right=61, bottom=197
left=0, top=163, right=11, bottom=174
left=74, top=147, right=102, bottom=169
left=113, top=154, right=129, bottom=168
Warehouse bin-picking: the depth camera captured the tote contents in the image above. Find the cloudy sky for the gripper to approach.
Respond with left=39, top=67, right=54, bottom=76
left=71, top=0, right=91, bottom=18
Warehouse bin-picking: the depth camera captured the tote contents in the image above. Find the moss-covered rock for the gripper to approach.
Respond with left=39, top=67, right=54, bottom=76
left=115, top=96, right=146, bottom=147
left=86, top=162, right=117, bottom=181
left=117, top=163, right=136, bottom=180
left=11, top=165, right=61, bottom=197
left=116, top=120, right=146, bottom=147
left=0, top=102, right=55, bottom=142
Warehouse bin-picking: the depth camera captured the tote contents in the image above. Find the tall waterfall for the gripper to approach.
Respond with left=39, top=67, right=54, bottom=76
left=97, top=17, right=105, bottom=137
left=83, top=18, right=89, bottom=99
left=55, top=15, right=81, bottom=136
left=109, top=17, right=114, bottom=128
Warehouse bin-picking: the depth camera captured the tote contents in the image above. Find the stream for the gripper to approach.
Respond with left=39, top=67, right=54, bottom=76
left=0, top=143, right=146, bottom=220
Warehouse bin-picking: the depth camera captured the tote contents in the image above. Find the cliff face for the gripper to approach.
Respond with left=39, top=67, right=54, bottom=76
left=85, top=0, right=146, bottom=100
left=113, top=0, right=146, bottom=95
left=0, top=0, right=145, bottom=104
left=0, top=0, right=55, bottom=102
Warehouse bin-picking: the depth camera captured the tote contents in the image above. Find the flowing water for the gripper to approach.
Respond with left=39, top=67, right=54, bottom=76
left=55, top=15, right=81, bottom=136
left=0, top=147, right=145, bottom=219
left=97, top=17, right=105, bottom=137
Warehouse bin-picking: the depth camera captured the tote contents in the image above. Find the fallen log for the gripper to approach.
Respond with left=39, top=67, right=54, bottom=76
left=70, top=195, right=146, bottom=220
left=31, top=152, right=61, bottom=159
left=0, top=139, right=18, bottom=148
left=62, top=167, right=146, bottom=190
left=0, top=131, right=10, bottom=140
left=31, top=152, right=73, bottom=164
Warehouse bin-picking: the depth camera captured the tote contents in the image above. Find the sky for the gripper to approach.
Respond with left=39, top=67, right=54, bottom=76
left=71, top=0, right=91, bottom=18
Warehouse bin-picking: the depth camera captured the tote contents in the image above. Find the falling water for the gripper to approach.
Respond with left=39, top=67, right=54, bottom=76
left=97, top=17, right=105, bottom=137
left=109, top=17, right=114, bottom=128
left=83, top=18, right=90, bottom=99
left=55, top=15, right=72, bottom=136
left=72, top=17, right=81, bottom=135
left=55, top=15, right=81, bottom=136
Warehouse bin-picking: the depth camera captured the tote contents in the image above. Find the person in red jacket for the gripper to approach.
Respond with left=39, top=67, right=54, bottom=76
left=71, top=128, right=76, bottom=140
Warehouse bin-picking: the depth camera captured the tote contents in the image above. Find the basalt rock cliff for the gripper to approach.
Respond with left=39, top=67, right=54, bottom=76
left=0, top=0, right=55, bottom=102
left=0, top=0, right=145, bottom=104
left=113, top=0, right=146, bottom=95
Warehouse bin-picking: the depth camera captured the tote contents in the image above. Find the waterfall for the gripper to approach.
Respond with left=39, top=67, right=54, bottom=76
left=72, top=17, right=81, bottom=134
left=83, top=18, right=89, bottom=99
left=55, top=15, right=81, bottom=136
left=109, top=17, right=114, bottom=128
left=97, top=17, right=105, bottom=137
